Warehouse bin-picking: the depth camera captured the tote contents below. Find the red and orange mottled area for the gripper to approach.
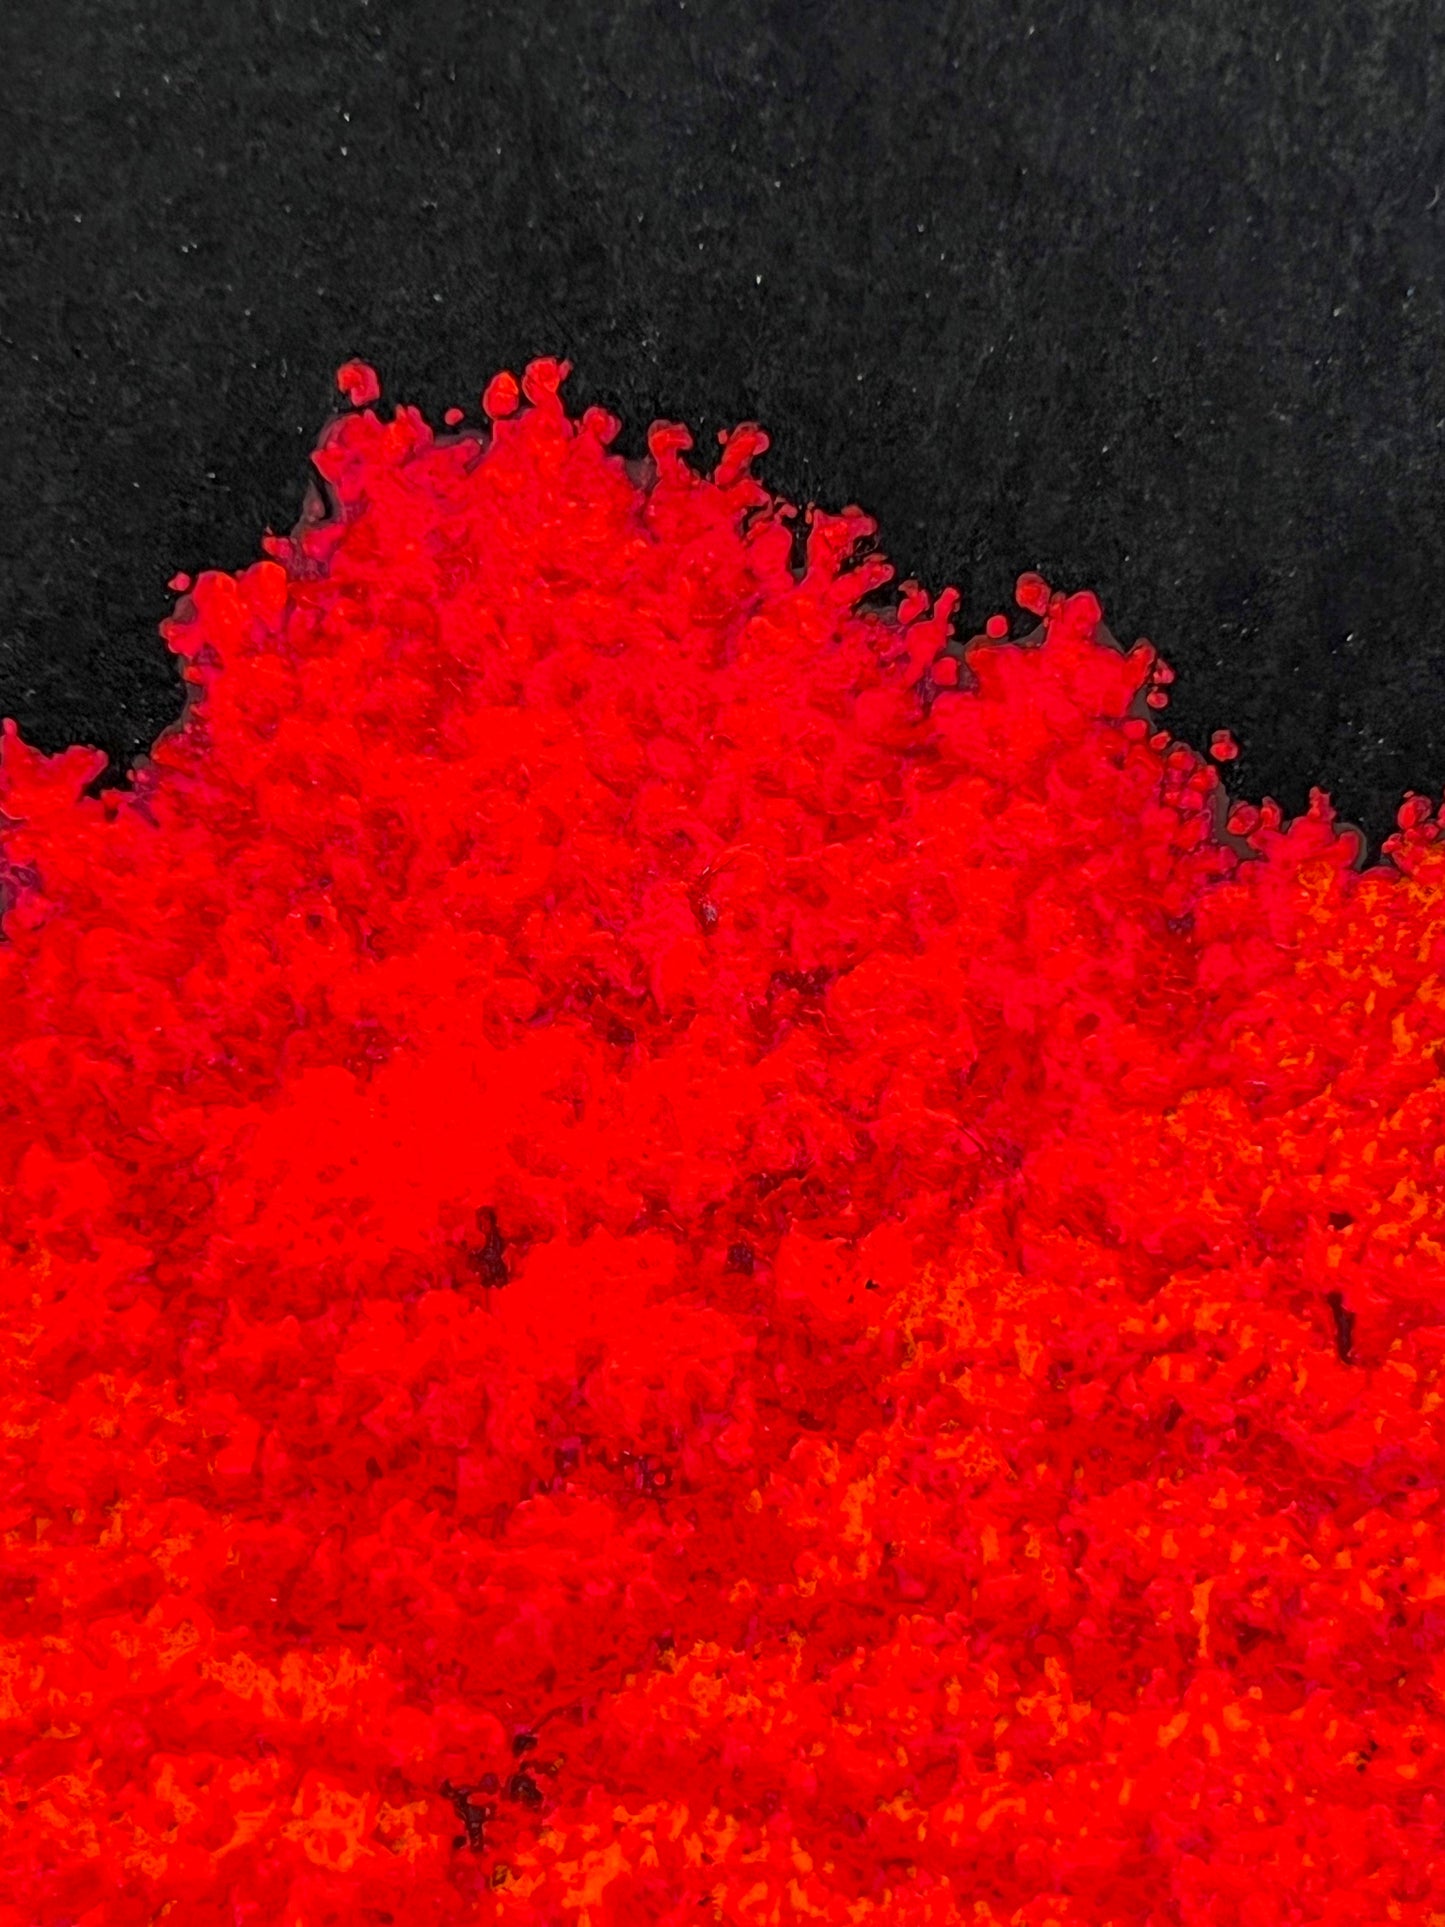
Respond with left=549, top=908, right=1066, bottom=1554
left=2, top=360, right=1444, bottom=1923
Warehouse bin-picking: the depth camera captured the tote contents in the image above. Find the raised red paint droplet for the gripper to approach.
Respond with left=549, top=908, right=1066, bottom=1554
left=1014, top=570, right=1051, bottom=615
left=482, top=370, right=520, bottom=418
left=984, top=614, right=1009, bottom=639
left=1210, top=729, right=1239, bottom=762
left=521, top=357, right=571, bottom=405
left=335, top=358, right=381, bottom=406
left=582, top=406, right=622, bottom=447
left=1398, top=793, right=1433, bottom=829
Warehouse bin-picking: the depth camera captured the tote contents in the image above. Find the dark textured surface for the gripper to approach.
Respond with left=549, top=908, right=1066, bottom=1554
left=2, top=0, right=1443, bottom=845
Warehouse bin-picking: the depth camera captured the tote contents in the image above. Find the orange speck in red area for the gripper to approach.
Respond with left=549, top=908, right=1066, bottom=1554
left=3, top=358, right=1445, bottom=1924
left=335, top=358, right=381, bottom=406
left=1210, top=728, right=1240, bottom=761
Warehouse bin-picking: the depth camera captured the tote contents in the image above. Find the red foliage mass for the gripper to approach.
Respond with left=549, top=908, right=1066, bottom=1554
left=2, top=358, right=1445, bottom=1925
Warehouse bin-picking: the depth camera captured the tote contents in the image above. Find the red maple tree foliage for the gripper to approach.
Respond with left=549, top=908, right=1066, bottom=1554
left=2, top=359, right=1445, bottom=1925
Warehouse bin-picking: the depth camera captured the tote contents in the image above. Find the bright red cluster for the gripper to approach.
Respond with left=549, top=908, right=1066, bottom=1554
left=3, top=359, right=1445, bottom=1925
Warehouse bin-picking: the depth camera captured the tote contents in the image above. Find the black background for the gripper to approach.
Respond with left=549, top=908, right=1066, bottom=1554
left=3, top=0, right=1444, bottom=849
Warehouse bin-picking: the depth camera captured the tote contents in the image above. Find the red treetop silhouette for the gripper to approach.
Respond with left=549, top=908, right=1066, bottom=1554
left=1, top=358, right=1443, bottom=1925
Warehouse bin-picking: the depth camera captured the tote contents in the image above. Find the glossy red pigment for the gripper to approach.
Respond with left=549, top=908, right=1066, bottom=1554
left=3, top=359, right=1445, bottom=1925
left=335, top=360, right=382, bottom=408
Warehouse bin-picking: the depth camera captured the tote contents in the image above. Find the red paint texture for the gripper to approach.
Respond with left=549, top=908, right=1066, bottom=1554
left=2, top=358, right=1445, bottom=1924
